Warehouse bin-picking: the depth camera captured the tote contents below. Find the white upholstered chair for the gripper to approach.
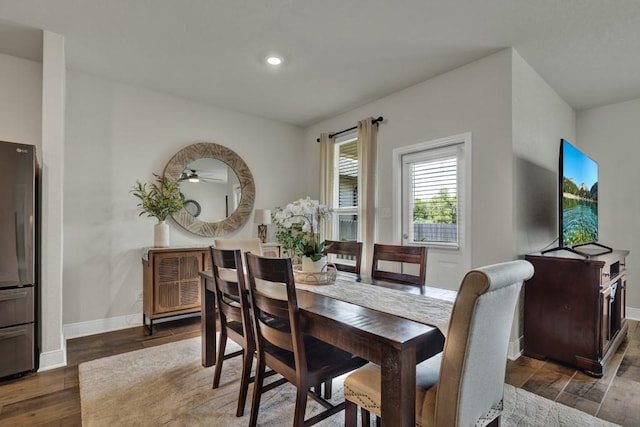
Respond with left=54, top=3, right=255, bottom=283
left=344, top=259, right=535, bottom=427
left=213, top=238, right=263, bottom=256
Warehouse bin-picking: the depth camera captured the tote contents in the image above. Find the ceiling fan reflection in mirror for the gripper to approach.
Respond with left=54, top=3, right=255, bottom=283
left=179, top=167, right=228, bottom=183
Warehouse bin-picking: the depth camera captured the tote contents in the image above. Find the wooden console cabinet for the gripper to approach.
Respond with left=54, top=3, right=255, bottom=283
left=524, top=249, right=629, bottom=377
left=142, top=247, right=210, bottom=334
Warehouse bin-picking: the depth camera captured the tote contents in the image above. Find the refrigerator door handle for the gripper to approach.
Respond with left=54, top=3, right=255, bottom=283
left=0, top=329, right=29, bottom=339
left=0, top=289, right=29, bottom=302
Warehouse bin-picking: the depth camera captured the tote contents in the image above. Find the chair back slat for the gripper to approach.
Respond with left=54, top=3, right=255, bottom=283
left=371, top=243, right=427, bottom=286
left=218, top=278, right=241, bottom=298
left=252, top=291, right=291, bottom=325
left=257, top=320, right=295, bottom=352
left=219, top=300, right=243, bottom=323
left=323, top=240, right=363, bottom=276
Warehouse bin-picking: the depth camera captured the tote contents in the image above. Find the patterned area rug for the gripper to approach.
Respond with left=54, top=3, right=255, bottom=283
left=79, top=337, right=619, bottom=427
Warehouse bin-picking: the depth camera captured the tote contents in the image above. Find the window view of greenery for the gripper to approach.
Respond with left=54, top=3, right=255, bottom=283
left=413, top=189, right=457, bottom=224
left=410, top=157, right=458, bottom=244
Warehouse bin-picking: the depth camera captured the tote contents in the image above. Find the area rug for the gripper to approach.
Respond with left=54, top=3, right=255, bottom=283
left=79, top=337, right=619, bottom=427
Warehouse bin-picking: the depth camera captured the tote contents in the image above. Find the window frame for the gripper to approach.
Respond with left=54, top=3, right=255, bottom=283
left=392, top=132, right=472, bottom=251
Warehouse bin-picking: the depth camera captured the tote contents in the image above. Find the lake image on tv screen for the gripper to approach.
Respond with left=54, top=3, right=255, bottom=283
left=562, top=192, right=598, bottom=246
left=561, top=141, right=598, bottom=246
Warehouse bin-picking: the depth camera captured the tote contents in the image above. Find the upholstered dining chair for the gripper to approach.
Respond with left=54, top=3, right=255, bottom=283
left=323, top=240, right=363, bottom=280
left=371, top=243, right=427, bottom=287
left=244, top=253, right=368, bottom=427
left=214, top=238, right=263, bottom=256
left=343, top=259, right=535, bottom=427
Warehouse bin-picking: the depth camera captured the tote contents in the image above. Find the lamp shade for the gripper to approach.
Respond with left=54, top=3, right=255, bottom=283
left=254, top=209, right=271, bottom=225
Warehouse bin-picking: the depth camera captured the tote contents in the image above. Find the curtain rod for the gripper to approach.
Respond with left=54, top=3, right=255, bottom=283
left=316, top=116, right=384, bottom=142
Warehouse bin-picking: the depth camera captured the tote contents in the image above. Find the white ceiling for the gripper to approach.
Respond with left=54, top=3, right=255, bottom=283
left=1, top=0, right=639, bottom=127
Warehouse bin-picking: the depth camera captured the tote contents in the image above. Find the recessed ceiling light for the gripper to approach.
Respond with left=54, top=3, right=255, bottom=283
left=266, top=55, right=283, bottom=66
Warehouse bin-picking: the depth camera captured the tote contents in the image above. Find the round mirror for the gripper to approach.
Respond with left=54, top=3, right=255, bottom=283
left=163, top=142, right=255, bottom=237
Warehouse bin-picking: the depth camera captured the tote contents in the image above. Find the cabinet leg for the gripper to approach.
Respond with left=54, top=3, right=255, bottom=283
left=142, top=314, right=153, bottom=336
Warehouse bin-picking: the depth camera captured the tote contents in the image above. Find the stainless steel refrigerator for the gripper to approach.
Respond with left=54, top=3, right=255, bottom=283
left=0, top=140, right=39, bottom=379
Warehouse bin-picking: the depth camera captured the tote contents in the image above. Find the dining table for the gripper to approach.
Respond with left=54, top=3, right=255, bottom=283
left=199, top=269, right=455, bottom=427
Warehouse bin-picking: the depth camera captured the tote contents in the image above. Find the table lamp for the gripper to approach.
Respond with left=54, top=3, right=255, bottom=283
left=254, top=209, right=271, bottom=243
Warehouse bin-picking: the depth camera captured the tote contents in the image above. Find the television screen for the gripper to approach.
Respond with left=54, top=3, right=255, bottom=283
left=560, top=139, right=598, bottom=247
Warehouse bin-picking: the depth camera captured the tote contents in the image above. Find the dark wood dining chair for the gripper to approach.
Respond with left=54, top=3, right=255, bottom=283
left=323, top=240, right=363, bottom=279
left=209, top=247, right=262, bottom=417
left=344, top=260, right=535, bottom=427
left=371, top=243, right=427, bottom=287
left=244, top=253, right=368, bottom=427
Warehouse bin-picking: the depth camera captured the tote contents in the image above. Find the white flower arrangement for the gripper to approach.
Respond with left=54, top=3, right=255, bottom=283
left=273, top=197, right=331, bottom=261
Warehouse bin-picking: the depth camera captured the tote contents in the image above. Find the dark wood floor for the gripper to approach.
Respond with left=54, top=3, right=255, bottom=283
left=0, top=317, right=201, bottom=426
left=0, top=317, right=638, bottom=426
left=505, top=319, right=640, bottom=427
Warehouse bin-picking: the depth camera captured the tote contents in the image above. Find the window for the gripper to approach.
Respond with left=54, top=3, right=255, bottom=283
left=399, top=134, right=469, bottom=249
left=331, top=135, right=359, bottom=241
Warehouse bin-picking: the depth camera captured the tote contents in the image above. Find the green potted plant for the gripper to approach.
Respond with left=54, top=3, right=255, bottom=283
left=131, top=173, right=185, bottom=247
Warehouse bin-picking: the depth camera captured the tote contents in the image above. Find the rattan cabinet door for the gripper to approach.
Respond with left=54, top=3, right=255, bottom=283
left=153, top=251, right=202, bottom=314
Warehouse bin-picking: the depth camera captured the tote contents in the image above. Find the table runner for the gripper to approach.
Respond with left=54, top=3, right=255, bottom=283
left=296, top=274, right=455, bottom=335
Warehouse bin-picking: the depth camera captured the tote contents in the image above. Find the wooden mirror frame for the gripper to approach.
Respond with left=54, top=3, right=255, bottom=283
left=163, top=142, right=255, bottom=237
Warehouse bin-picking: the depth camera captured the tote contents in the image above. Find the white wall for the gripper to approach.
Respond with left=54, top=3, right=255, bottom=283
left=577, top=98, right=640, bottom=315
left=39, top=31, right=67, bottom=370
left=512, top=50, right=576, bottom=256
left=63, top=70, right=308, bottom=334
left=0, top=52, right=42, bottom=148
left=511, top=49, right=576, bottom=356
left=304, top=49, right=514, bottom=290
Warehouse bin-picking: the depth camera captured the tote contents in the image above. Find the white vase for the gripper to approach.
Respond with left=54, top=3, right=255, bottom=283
left=301, top=255, right=327, bottom=272
left=154, top=221, right=170, bottom=248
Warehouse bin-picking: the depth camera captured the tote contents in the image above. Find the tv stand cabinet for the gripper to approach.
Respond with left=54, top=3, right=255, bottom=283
left=524, top=250, right=629, bottom=377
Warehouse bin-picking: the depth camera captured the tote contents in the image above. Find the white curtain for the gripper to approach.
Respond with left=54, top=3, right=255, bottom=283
left=358, top=117, right=378, bottom=279
left=319, top=132, right=335, bottom=242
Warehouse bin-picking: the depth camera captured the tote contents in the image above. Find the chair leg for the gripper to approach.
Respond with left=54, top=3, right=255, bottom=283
left=360, top=408, right=371, bottom=427
left=344, top=400, right=358, bottom=427
left=248, top=355, right=266, bottom=427
left=212, top=330, right=227, bottom=388
left=236, top=348, right=253, bottom=417
left=293, top=384, right=309, bottom=427
left=323, top=380, right=332, bottom=399
left=313, top=383, right=322, bottom=395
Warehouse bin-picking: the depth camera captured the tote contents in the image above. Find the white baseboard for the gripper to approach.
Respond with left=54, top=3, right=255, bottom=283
left=63, top=313, right=143, bottom=339
left=38, top=342, right=67, bottom=372
left=508, top=336, right=524, bottom=360
left=63, top=311, right=201, bottom=339
left=627, top=306, right=640, bottom=321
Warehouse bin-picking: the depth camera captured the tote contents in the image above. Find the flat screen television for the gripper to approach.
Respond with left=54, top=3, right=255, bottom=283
left=559, top=139, right=600, bottom=248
